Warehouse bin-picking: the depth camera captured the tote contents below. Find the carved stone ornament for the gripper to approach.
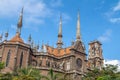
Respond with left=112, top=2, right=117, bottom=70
left=59, top=61, right=65, bottom=70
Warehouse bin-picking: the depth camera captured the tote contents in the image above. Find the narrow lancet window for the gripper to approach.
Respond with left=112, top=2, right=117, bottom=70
left=19, top=52, right=23, bottom=68
left=6, top=50, right=11, bottom=67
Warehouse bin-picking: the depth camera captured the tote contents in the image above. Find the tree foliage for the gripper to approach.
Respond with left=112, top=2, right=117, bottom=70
left=82, top=64, right=120, bottom=80
left=0, top=62, right=120, bottom=80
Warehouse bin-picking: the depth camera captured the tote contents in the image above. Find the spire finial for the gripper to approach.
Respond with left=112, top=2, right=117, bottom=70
left=28, top=34, right=32, bottom=44
left=5, top=30, right=9, bottom=41
left=31, top=40, right=34, bottom=48
left=17, top=7, right=23, bottom=35
left=57, top=14, right=63, bottom=49
left=41, top=40, right=44, bottom=52
left=37, top=41, right=39, bottom=50
left=71, top=38, right=75, bottom=45
left=76, top=10, right=81, bottom=41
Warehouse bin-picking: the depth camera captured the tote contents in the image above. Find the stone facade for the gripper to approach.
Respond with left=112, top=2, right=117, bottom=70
left=0, top=9, right=104, bottom=80
left=88, top=41, right=104, bottom=70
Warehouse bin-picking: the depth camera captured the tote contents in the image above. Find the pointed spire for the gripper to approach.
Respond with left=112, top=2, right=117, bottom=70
left=37, top=41, right=39, bottom=50
left=58, top=14, right=62, bottom=36
left=41, top=41, right=44, bottom=52
left=76, top=10, right=81, bottom=41
left=17, top=7, right=23, bottom=35
left=28, top=34, right=32, bottom=44
left=5, top=30, right=9, bottom=41
left=71, top=38, right=75, bottom=45
left=43, top=45, right=47, bottom=52
left=57, top=14, right=63, bottom=49
left=31, top=40, right=34, bottom=48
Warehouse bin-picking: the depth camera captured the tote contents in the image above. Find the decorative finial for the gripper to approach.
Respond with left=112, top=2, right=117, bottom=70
left=41, top=40, right=44, bottom=52
left=5, top=30, right=9, bottom=41
left=57, top=14, right=63, bottom=49
left=37, top=41, right=39, bottom=50
left=31, top=40, right=34, bottom=48
left=71, top=39, right=75, bottom=45
left=43, top=44, right=47, bottom=52
left=28, top=34, right=32, bottom=44
left=76, top=10, right=81, bottom=41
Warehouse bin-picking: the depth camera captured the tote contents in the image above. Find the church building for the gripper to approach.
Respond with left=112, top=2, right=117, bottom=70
left=0, top=8, right=104, bottom=80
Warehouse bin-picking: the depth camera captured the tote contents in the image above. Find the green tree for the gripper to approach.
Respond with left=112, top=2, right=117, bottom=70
left=46, top=68, right=64, bottom=80
left=13, top=67, right=45, bottom=80
left=0, top=62, right=13, bottom=80
left=83, top=65, right=120, bottom=80
left=0, top=62, right=4, bottom=72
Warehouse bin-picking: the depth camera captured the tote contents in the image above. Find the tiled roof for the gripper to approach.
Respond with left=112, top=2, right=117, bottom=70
left=10, top=33, right=24, bottom=43
left=46, top=46, right=73, bottom=57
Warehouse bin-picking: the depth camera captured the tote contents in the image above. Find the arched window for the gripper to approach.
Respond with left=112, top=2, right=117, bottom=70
left=6, top=50, right=11, bottom=67
left=19, top=52, right=23, bottom=68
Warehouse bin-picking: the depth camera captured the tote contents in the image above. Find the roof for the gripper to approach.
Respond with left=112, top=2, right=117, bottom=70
left=10, top=33, right=24, bottom=43
left=89, top=40, right=102, bottom=45
left=46, top=46, right=73, bottom=57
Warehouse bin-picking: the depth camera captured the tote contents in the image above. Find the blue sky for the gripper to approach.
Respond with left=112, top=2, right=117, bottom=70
left=0, top=0, right=120, bottom=63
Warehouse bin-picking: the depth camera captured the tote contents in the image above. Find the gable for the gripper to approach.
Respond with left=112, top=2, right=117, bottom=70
left=73, top=41, right=85, bottom=54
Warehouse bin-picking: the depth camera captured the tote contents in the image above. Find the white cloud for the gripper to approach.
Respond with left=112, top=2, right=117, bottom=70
left=104, top=60, right=120, bottom=65
left=0, top=0, right=52, bottom=17
left=98, top=29, right=112, bottom=42
left=60, top=13, right=71, bottom=24
left=50, top=0, right=63, bottom=7
left=0, top=0, right=71, bottom=30
left=104, top=1, right=120, bottom=23
left=11, top=25, right=16, bottom=30
left=104, top=59, right=120, bottom=71
left=23, top=1, right=52, bottom=27
left=0, top=0, right=48, bottom=27
left=113, top=1, right=120, bottom=11
left=110, top=18, right=120, bottom=23
left=0, top=0, right=23, bottom=17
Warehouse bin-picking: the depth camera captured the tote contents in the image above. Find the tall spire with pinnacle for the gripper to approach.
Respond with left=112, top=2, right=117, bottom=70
left=17, top=7, right=23, bottom=35
left=76, top=11, right=81, bottom=41
left=57, top=14, right=63, bottom=49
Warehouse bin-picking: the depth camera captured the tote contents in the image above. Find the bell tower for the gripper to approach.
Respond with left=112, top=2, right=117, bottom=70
left=88, top=40, right=104, bottom=69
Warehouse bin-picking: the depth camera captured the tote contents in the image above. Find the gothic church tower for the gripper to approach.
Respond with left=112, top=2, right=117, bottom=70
left=0, top=8, right=32, bottom=72
left=88, top=41, right=104, bottom=69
